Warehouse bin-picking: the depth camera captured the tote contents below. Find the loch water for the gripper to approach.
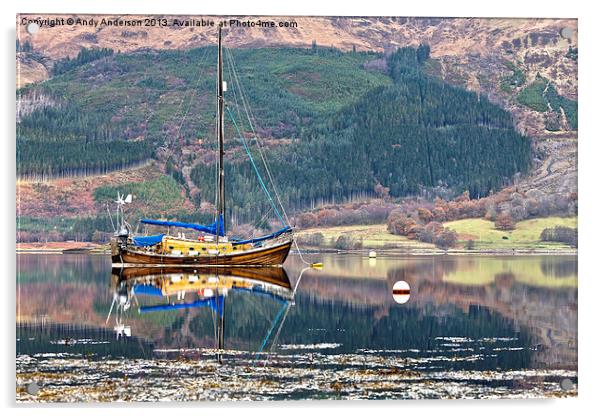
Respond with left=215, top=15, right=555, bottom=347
left=16, top=253, right=577, bottom=401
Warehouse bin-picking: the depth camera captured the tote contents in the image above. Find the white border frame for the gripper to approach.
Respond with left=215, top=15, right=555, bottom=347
left=4, top=1, right=600, bottom=414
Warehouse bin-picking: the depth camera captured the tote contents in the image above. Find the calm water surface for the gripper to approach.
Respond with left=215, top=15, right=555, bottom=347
left=16, top=253, right=577, bottom=401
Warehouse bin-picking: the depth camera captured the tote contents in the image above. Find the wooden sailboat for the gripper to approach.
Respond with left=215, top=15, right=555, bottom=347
left=111, top=27, right=293, bottom=268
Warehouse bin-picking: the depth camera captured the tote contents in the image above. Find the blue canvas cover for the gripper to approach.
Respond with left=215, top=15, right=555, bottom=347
left=132, top=284, right=163, bottom=297
left=140, top=215, right=225, bottom=236
left=132, top=234, right=165, bottom=247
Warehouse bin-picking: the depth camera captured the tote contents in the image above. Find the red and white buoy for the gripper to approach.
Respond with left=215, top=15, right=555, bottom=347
left=392, top=281, right=411, bottom=304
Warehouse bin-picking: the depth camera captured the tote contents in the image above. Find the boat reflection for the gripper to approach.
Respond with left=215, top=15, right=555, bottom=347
left=109, top=267, right=294, bottom=362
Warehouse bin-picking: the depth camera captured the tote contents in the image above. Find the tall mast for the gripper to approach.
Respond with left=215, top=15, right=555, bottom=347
left=217, top=26, right=226, bottom=236
left=217, top=29, right=226, bottom=362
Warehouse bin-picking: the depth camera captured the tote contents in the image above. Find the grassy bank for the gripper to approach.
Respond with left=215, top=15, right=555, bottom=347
left=16, top=241, right=108, bottom=253
left=297, top=224, right=435, bottom=250
left=296, top=216, right=577, bottom=252
left=445, top=216, right=577, bottom=250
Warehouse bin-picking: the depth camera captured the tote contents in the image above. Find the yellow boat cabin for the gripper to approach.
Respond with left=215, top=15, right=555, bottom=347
left=158, top=236, right=254, bottom=256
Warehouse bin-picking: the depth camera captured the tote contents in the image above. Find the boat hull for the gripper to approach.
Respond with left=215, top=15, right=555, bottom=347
left=112, top=266, right=292, bottom=290
left=112, top=239, right=292, bottom=267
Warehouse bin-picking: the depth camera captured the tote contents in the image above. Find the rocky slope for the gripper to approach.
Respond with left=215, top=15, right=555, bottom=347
left=17, top=15, right=578, bottom=138
left=17, top=17, right=577, bottom=88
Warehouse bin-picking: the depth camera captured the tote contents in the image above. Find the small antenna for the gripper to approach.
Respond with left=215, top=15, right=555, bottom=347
left=106, top=202, right=116, bottom=232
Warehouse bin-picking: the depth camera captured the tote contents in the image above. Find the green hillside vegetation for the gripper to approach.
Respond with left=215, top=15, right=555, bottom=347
left=16, top=138, right=152, bottom=178
left=517, top=76, right=548, bottom=112
left=18, top=176, right=214, bottom=242
left=17, top=47, right=390, bottom=174
left=19, top=175, right=200, bottom=242
left=18, top=215, right=114, bottom=242
left=52, top=47, right=114, bottom=76
left=516, top=75, right=577, bottom=129
left=93, top=175, right=186, bottom=212
left=500, top=60, right=526, bottom=93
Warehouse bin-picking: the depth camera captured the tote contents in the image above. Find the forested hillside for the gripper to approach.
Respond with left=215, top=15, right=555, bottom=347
left=18, top=44, right=531, bottom=236
left=191, top=47, right=531, bottom=223
left=17, top=46, right=390, bottom=179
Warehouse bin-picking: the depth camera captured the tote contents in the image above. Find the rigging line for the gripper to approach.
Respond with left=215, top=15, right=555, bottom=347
left=226, top=106, right=287, bottom=227
left=225, top=49, right=248, bottom=144
left=254, top=301, right=289, bottom=363
left=225, top=50, right=271, bottom=234
left=224, top=52, right=243, bottom=126
left=225, top=49, right=292, bottom=226
left=293, top=266, right=310, bottom=296
left=226, top=50, right=319, bottom=265
left=268, top=303, right=292, bottom=355
left=252, top=206, right=275, bottom=233
left=137, top=54, right=158, bottom=135
left=140, top=51, right=200, bottom=140
left=226, top=50, right=278, bottom=189
left=223, top=48, right=249, bottom=227
left=173, top=46, right=211, bottom=144
left=223, top=55, right=273, bottom=212
left=172, top=68, right=205, bottom=144
left=293, top=238, right=313, bottom=266
left=105, top=296, right=116, bottom=324
left=164, top=46, right=211, bottom=150
left=270, top=264, right=311, bottom=352
left=224, top=52, right=280, bottom=193
left=159, top=47, right=209, bottom=147
left=106, top=202, right=116, bottom=232
left=266, top=265, right=311, bottom=359
left=225, top=50, right=263, bottom=234
left=228, top=111, right=286, bottom=227
left=227, top=67, right=296, bottom=256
